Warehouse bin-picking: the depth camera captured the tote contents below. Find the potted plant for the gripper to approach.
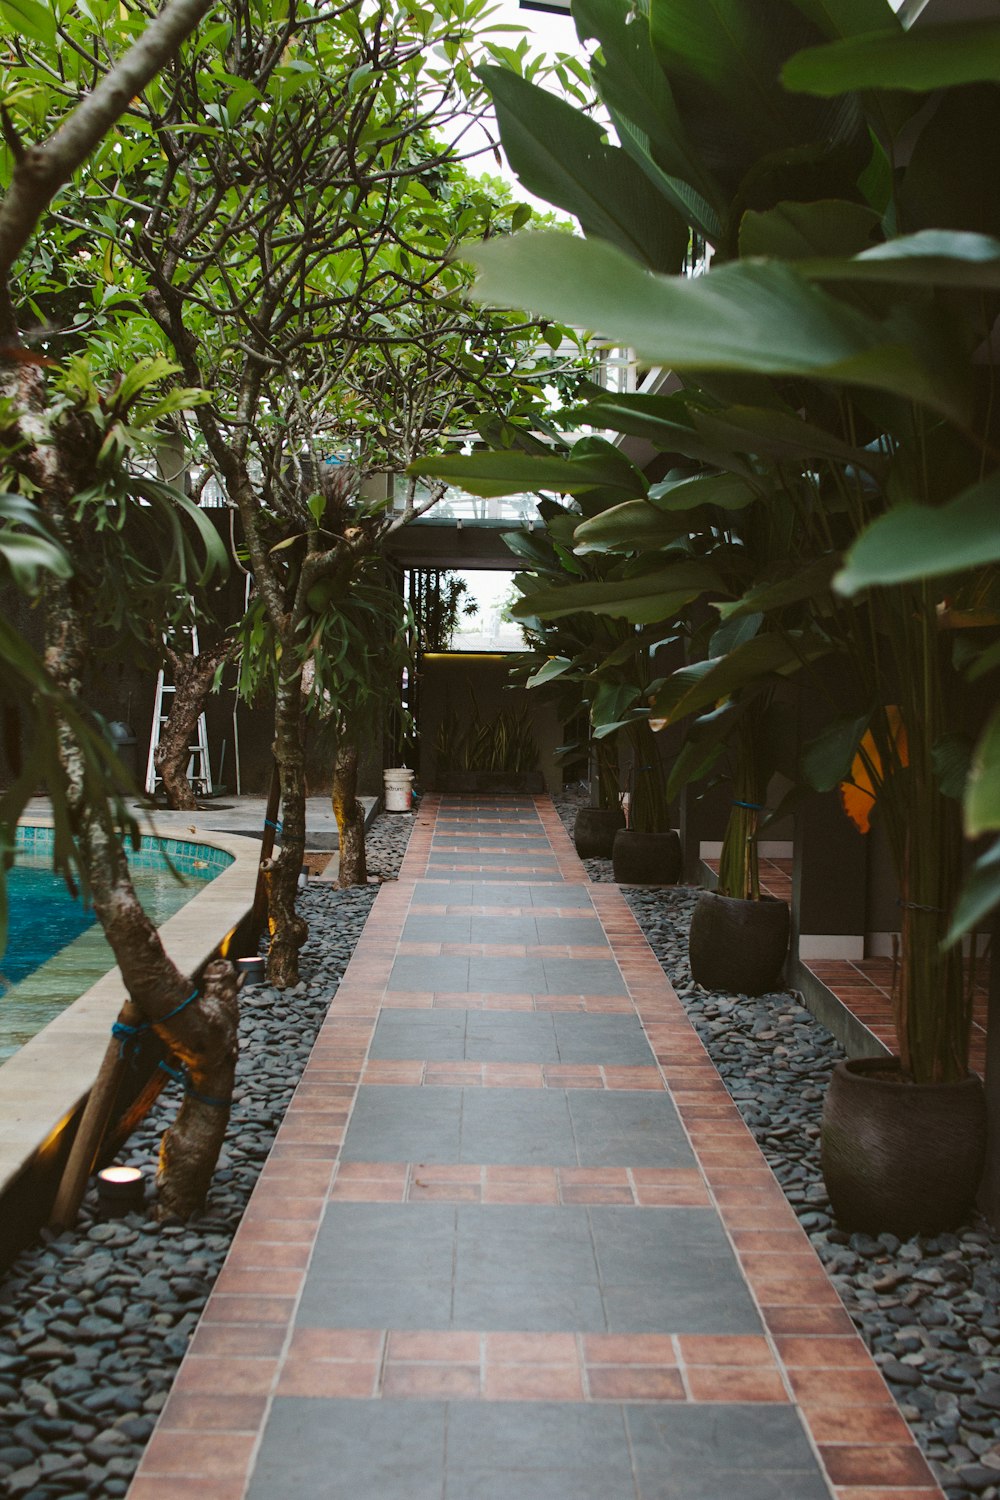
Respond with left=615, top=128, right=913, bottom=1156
left=461, top=0, right=1000, bottom=1232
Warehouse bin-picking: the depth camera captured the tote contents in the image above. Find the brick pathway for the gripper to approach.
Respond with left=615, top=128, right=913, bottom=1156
left=128, top=796, right=943, bottom=1500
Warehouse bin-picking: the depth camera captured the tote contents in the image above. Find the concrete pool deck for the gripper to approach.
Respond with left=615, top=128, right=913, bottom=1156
left=127, top=795, right=943, bottom=1500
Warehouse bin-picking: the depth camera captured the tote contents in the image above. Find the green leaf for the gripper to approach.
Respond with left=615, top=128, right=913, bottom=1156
left=467, top=234, right=958, bottom=420
left=966, top=707, right=1000, bottom=837
left=409, top=449, right=643, bottom=499
left=783, top=19, right=1000, bottom=95
left=526, top=656, right=574, bottom=688
left=801, top=712, right=871, bottom=791
left=0, top=0, right=55, bottom=45
left=0, top=531, right=72, bottom=589
left=944, top=836, right=1000, bottom=947
left=739, top=199, right=880, bottom=260
left=666, top=699, right=746, bottom=798
left=717, top=555, right=840, bottom=619
left=652, top=632, right=831, bottom=722
left=478, top=64, right=688, bottom=273
left=801, top=230, right=1000, bottom=288
left=933, top=734, right=973, bottom=802
left=835, top=472, right=1000, bottom=594
left=572, top=0, right=725, bottom=241
left=509, top=562, right=723, bottom=626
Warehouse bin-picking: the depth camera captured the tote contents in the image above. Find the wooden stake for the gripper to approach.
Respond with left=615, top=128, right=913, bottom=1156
left=49, top=999, right=143, bottom=1229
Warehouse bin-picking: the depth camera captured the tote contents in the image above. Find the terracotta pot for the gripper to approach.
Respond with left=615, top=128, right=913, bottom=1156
left=611, top=828, right=682, bottom=885
left=574, top=807, right=625, bottom=859
left=821, top=1057, right=987, bottom=1238
left=688, top=890, right=789, bottom=996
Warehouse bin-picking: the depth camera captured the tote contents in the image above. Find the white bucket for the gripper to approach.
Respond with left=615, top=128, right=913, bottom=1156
left=383, top=767, right=414, bottom=812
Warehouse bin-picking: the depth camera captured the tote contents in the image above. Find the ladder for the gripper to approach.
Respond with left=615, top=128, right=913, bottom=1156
left=144, top=623, right=214, bottom=798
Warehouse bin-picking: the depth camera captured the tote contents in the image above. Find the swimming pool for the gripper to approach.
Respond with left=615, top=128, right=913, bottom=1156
left=0, top=828, right=233, bottom=1062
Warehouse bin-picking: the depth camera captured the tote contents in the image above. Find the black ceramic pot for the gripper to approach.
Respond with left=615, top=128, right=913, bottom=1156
left=574, top=807, right=625, bottom=859
left=611, top=828, right=682, bottom=885
left=688, top=890, right=789, bottom=996
left=821, top=1057, right=987, bottom=1238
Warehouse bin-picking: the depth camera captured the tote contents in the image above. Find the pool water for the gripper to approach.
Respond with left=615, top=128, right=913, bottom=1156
left=0, top=832, right=232, bottom=1062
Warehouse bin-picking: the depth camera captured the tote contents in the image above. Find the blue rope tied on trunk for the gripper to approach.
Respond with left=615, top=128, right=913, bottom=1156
left=158, top=1060, right=230, bottom=1110
left=731, top=800, right=767, bottom=811
left=111, top=987, right=200, bottom=1059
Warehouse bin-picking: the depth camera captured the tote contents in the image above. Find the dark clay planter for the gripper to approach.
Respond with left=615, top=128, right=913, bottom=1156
left=821, top=1057, right=987, bottom=1238
left=688, top=890, right=789, bottom=996
left=611, top=828, right=682, bottom=885
left=574, top=806, right=625, bottom=859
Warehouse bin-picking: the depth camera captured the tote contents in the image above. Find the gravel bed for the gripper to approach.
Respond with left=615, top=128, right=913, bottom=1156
left=554, top=786, right=1000, bottom=1500
left=0, top=809, right=414, bottom=1500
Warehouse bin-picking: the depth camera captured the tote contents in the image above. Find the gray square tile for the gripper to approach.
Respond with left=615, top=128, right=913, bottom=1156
left=468, top=916, right=539, bottom=943
left=389, top=955, right=470, bottom=992
left=248, top=1400, right=446, bottom=1500
left=295, top=1275, right=454, bottom=1330
left=450, top=1281, right=607, bottom=1332
left=466, top=957, right=547, bottom=993
left=534, top=916, right=608, bottom=945
left=417, top=881, right=474, bottom=903
left=370, top=1012, right=469, bottom=1061
left=403, top=915, right=473, bottom=942
left=446, top=1404, right=633, bottom=1499
left=568, top=1092, right=696, bottom=1167
left=591, top=1208, right=763, bottom=1335
left=459, top=1089, right=577, bottom=1163
left=541, top=958, right=627, bottom=995
left=341, top=1087, right=462, bottom=1162
left=463, top=1012, right=559, bottom=1062
left=529, top=886, right=591, bottom=907
left=553, top=1014, right=652, bottom=1065
left=311, top=1202, right=458, bottom=1281
left=627, top=1405, right=830, bottom=1500
left=455, top=1205, right=598, bottom=1286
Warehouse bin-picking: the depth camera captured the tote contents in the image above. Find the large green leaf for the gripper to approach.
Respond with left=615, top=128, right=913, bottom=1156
left=792, top=0, right=898, bottom=41
left=801, top=711, right=871, bottom=791
left=467, top=234, right=958, bottom=419
left=573, top=499, right=690, bottom=556
left=508, top=562, right=722, bottom=626
left=690, top=403, right=879, bottom=469
left=802, top=230, right=1000, bottom=288
left=739, top=198, right=880, bottom=260
left=784, top=19, right=1000, bottom=94
left=665, top=699, right=747, bottom=798
left=966, top=707, right=1000, bottom=838
left=409, top=449, right=643, bottom=500
left=945, top=836, right=1000, bottom=947
left=835, top=472, right=1000, bottom=593
left=648, top=0, right=841, bottom=192
left=717, top=555, right=840, bottom=619
left=572, top=0, right=725, bottom=241
left=563, top=391, right=754, bottom=475
left=0, top=0, right=55, bottom=45
left=651, top=631, right=831, bottom=721
left=478, top=65, right=688, bottom=274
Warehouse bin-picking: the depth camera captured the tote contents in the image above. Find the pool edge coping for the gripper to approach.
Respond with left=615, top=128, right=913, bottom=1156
left=0, top=821, right=260, bottom=1202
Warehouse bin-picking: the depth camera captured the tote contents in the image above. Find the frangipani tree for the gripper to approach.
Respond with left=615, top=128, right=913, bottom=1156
left=14, top=0, right=584, bottom=979
left=0, top=0, right=243, bottom=1219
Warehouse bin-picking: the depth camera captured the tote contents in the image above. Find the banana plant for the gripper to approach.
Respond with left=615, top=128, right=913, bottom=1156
left=456, top=0, right=1000, bottom=1087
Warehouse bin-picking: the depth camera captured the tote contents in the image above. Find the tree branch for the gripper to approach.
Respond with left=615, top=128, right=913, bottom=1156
left=0, top=0, right=214, bottom=323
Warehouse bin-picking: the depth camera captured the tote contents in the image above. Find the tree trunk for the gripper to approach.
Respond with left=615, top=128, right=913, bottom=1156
left=24, top=396, right=240, bottom=1217
left=154, top=641, right=230, bottom=810
left=332, top=739, right=367, bottom=887
left=267, top=658, right=308, bottom=986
